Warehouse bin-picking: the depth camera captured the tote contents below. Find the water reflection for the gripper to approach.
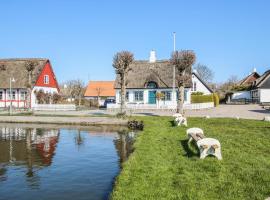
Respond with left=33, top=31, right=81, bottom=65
left=114, top=131, right=136, bottom=164
left=0, top=127, right=59, bottom=189
left=0, top=124, right=137, bottom=200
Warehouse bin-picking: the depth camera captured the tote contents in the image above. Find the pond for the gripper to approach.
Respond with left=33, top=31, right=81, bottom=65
left=0, top=124, right=135, bottom=200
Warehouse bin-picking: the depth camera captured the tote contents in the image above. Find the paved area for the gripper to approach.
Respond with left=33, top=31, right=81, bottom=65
left=185, top=104, right=269, bottom=120
left=1, top=104, right=269, bottom=121
left=38, top=104, right=270, bottom=120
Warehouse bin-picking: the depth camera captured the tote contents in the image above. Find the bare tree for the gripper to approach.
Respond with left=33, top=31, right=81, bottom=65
left=72, top=79, right=85, bottom=106
left=113, top=51, right=134, bottom=114
left=170, top=50, right=196, bottom=114
left=25, top=61, right=38, bottom=110
left=95, top=87, right=104, bottom=106
left=61, top=80, right=85, bottom=105
left=194, top=63, right=214, bottom=83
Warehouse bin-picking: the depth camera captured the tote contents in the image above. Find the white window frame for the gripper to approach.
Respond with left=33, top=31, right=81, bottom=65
left=20, top=91, right=27, bottom=101
left=134, top=91, right=144, bottom=102
left=44, top=75, right=49, bottom=84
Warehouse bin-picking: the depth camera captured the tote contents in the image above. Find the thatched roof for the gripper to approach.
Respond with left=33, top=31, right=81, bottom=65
left=0, top=58, right=48, bottom=89
left=252, top=70, right=270, bottom=89
left=114, top=60, right=192, bottom=89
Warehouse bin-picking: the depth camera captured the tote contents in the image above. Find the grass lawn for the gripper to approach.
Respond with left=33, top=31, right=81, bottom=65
left=112, top=117, right=270, bottom=200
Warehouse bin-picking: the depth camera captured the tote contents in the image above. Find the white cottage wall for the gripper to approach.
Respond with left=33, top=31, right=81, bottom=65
left=191, top=74, right=212, bottom=95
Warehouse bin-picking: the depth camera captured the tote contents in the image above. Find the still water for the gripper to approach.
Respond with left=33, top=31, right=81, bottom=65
left=0, top=124, right=135, bottom=200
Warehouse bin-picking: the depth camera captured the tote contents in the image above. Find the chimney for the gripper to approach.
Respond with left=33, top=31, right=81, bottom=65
left=253, top=68, right=257, bottom=73
left=149, top=50, right=156, bottom=63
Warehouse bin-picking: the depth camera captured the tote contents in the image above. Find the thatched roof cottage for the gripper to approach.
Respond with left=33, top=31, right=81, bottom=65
left=114, top=51, right=213, bottom=109
left=0, top=58, right=59, bottom=108
left=251, top=69, right=270, bottom=103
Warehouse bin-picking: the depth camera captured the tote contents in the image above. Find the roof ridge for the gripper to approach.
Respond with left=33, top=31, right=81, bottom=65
left=0, top=58, right=48, bottom=61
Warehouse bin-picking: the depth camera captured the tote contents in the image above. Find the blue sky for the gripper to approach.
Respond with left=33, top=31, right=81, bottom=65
left=1, top=0, right=270, bottom=84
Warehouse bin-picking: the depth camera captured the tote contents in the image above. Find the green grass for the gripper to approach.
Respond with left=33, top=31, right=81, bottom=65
left=112, top=117, right=270, bottom=200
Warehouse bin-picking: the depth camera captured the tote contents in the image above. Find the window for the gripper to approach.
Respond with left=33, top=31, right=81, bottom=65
left=134, top=91, right=144, bottom=101
left=161, top=91, right=171, bottom=101
left=184, top=90, right=187, bottom=101
left=20, top=91, right=27, bottom=100
left=176, top=90, right=188, bottom=102
left=12, top=91, right=16, bottom=100
left=146, top=82, right=157, bottom=89
left=252, top=90, right=258, bottom=98
left=193, top=82, right=197, bottom=91
left=7, top=91, right=16, bottom=100
left=44, top=75, right=49, bottom=84
left=126, top=91, right=129, bottom=101
left=0, top=91, right=3, bottom=100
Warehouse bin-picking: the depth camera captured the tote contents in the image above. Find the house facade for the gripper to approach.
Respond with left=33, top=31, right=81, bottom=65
left=230, top=70, right=260, bottom=101
left=0, top=58, right=59, bottom=109
left=84, top=81, right=116, bottom=106
left=191, top=71, right=213, bottom=95
left=114, top=51, right=213, bottom=109
left=251, top=70, right=270, bottom=103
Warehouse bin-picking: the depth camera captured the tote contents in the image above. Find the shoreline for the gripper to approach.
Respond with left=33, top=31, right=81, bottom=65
left=0, top=116, right=127, bottom=126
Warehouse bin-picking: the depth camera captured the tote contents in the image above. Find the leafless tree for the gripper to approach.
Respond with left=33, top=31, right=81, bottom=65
left=171, top=50, right=196, bottom=114
left=113, top=51, right=134, bottom=114
left=61, top=79, right=85, bottom=105
left=25, top=61, right=38, bottom=110
left=95, top=87, right=104, bottom=105
left=194, top=63, right=214, bottom=83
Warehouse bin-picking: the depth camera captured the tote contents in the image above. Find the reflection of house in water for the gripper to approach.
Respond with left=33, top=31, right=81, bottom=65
left=114, top=132, right=136, bottom=164
left=0, top=127, right=59, bottom=166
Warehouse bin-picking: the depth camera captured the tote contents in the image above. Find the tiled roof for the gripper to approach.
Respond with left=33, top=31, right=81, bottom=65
left=84, top=81, right=115, bottom=97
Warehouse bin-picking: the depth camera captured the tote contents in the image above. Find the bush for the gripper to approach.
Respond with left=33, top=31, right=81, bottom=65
left=127, top=120, right=144, bottom=130
left=213, top=93, right=219, bottom=107
left=191, top=91, right=204, bottom=95
left=191, top=94, right=213, bottom=103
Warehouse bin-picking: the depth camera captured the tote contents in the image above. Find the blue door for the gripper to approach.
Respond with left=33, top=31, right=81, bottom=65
left=148, top=91, right=156, bottom=104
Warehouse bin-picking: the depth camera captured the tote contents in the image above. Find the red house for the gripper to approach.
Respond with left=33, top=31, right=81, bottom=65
left=0, top=58, right=59, bottom=108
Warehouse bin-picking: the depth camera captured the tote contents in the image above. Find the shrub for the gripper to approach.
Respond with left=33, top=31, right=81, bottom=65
left=127, top=120, right=144, bottom=130
left=191, top=91, right=204, bottom=95
left=191, top=94, right=213, bottom=103
left=213, top=93, right=220, bottom=107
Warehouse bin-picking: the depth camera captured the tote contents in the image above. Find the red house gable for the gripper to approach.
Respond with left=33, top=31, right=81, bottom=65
left=35, top=60, right=59, bottom=91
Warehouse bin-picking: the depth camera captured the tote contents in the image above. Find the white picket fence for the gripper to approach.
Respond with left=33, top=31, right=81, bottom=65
left=33, top=104, right=76, bottom=111
left=107, top=102, right=214, bottom=111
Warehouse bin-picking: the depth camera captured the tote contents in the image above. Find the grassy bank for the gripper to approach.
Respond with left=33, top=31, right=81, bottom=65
left=112, top=117, right=270, bottom=200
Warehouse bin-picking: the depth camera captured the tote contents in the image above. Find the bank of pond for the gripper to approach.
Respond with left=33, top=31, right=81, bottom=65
left=0, top=123, right=136, bottom=200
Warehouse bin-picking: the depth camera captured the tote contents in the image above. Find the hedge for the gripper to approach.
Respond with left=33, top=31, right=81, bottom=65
left=191, top=94, right=213, bottom=103
left=213, top=93, right=219, bottom=106
left=191, top=93, right=219, bottom=107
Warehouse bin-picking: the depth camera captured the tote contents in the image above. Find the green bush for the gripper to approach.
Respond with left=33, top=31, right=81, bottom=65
left=191, top=91, right=204, bottom=95
left=191, top=94, right=213, bottom=103
left=213, top=93, right=219, bottom=107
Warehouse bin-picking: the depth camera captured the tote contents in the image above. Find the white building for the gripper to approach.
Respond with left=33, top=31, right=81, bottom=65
left=113, top=51, right=213, bottom=110
left=251, top=70, right=270, bottom=103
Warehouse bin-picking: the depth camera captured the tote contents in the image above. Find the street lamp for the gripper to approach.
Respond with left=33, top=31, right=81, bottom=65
left=173, top=32, right=176, bottom=108
left=9, top=77, right=15, bottom=115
